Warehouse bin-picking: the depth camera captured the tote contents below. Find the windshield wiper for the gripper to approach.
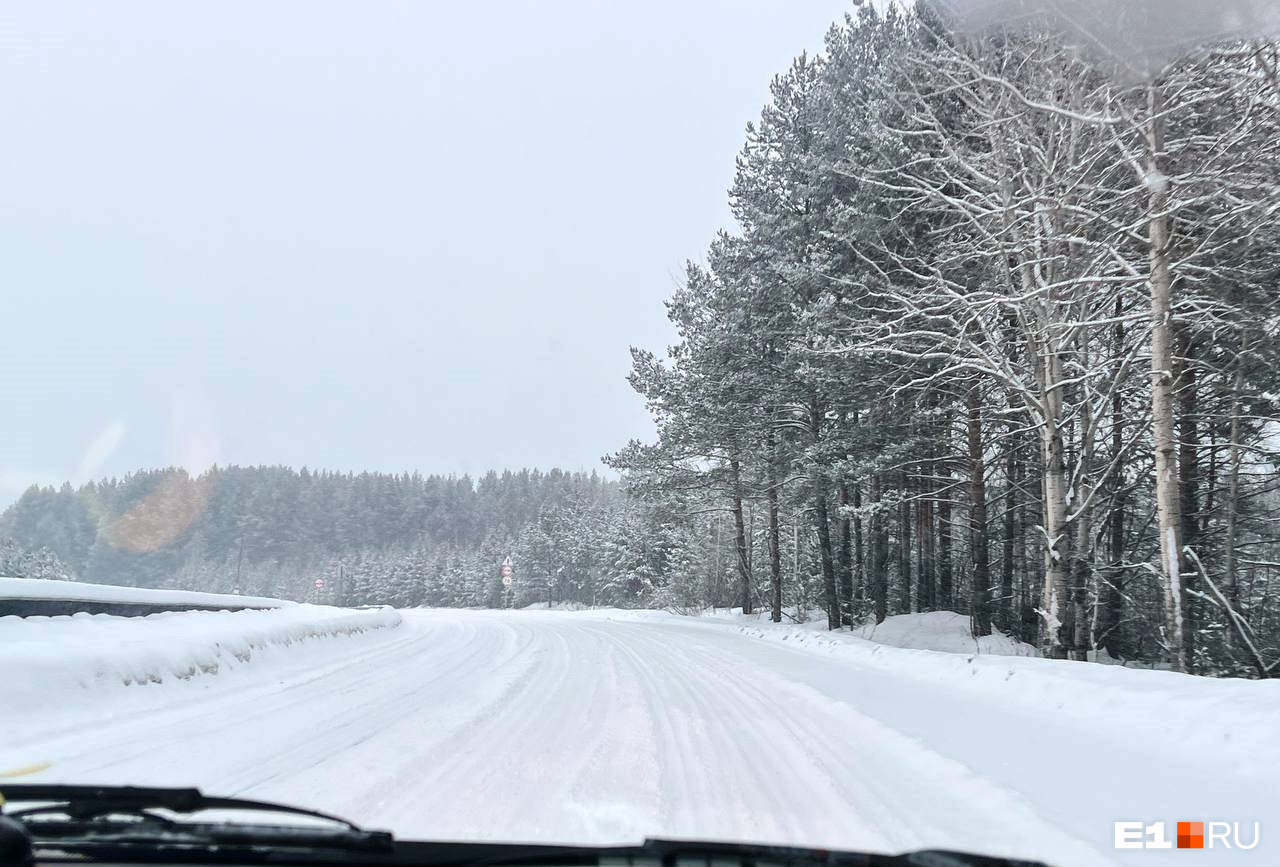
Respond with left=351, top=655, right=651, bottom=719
left=386, top=839, right=1048, bottom=867
left=0, top=784, right=365, bottom=829
left=0, top=784, right=393, bottom=865
left=0, top=786, right=1048, bottom=867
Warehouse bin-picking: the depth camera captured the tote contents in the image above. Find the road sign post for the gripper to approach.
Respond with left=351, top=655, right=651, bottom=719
left=499, top=556, right=514, bottom=608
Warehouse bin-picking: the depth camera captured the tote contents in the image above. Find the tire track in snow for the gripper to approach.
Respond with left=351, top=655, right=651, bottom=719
left=369, top=617, right=658, bottom=841
left=9, top=609, right=1119, bottom=866
left=600, top=620, right=1112, bottom=864
left=577, top=621, right=851, bottom=846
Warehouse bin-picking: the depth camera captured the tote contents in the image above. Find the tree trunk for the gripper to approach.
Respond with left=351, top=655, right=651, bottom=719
left=917, top=467, right=936, bottom=612
left=939, top=471, right=953, bottom=611
left=838, top=485, right=854, bottom=625
left=1000, top=431, right=1017, bottom=632
left=1147, top=82, right=1190, bottom=673
left=1068, top=338, right=1095, bottom=661
left=1225, top=338, right=1247, bottom=619
left=967, top=387, right=992, bottom=637
left=1202, top=423, right=1217, bottom=539
left=767, top=433, right=784, bottom=623
left=815, top=487, right=839, bottom=629
left=870, top=473, right=888, bottom=623
left=1175, top=324, right=1199, bottom=666
left=1036, top=326, right=1074, bottom=658
left=1100, top=312, right=1129, bottom=659
left=1100, top=502, right=1128, bottom=659
left=1176, top=326, right=1200, bottom=549
left=853, top=483, right=865, bottom=604
left=1069, top=458, right=1093, bottom=661
left=810, top=401, right=839, bottom=629
left=1016, top=476, right=1032, bottom=643
left=730, top=456, right=752, bottom=615
left=898, top=471, right=912, bottom=613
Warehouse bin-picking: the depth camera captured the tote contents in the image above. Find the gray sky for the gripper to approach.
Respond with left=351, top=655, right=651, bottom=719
left=1, top=0, right=853, bottom=504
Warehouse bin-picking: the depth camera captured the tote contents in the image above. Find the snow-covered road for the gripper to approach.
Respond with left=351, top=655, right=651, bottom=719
left=5, top=609, right=1275, bottom=866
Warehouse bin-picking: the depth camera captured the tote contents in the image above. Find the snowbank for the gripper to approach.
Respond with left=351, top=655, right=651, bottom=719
left=1, top=604, right=402, bottom=712
left=669, top=607, right=1038, bottom=657
left=851, top=610, right=1038, bottom=656
left=0, top=576, right=284, bottom=610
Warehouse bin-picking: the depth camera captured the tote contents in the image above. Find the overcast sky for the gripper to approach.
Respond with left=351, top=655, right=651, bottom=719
left=1, top=0, right=854, bottom=505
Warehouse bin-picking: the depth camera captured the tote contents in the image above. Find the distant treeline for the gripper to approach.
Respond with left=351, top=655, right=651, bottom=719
left=0, top=467, right=649, bottom=606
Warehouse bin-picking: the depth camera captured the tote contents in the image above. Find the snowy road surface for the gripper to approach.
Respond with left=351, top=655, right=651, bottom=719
left=5, top=609, right=1275, bottom=867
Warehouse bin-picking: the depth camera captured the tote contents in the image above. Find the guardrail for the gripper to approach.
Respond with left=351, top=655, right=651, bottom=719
left=0, top=598, right=282, bottom=617
left=0, top=577, right=286, bottom=618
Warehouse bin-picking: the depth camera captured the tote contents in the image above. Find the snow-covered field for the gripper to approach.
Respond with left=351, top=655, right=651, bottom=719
left=3, top=607, right=1276, bottom=867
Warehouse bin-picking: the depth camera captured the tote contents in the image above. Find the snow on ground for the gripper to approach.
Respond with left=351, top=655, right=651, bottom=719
left=611, top=607, right=1278, bottom=777
left=0, top=576, right=284, bottom=609
left=519, top=600, right=594, bottom=611
left=699, top=604, right=1161, bottom=670
left=639, top=607, right=1037, bottom=657
left=1, top=603, right=402, bottom=714
left=852, top=610, right=1038, bottom=656
left=690, top=607, right=1038, bottom=656
left=5, top=607, right=1277, bottom=867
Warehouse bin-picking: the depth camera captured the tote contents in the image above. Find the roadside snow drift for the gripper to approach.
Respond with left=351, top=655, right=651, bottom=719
left=851, top=610, right=1038, bottom=656
left=1, top=604, right=402, bottom=712
left=0, top=576, right=285, bottom=610
left=668, top=608, right=1038, bottom=657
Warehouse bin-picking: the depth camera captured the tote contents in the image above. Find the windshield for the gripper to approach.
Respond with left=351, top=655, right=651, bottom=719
left=2, top=3, right=1278, bottom=867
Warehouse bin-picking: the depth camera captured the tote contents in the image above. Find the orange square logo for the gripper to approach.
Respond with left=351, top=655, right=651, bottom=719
left=1178, top=822, right=1204, bottom=849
